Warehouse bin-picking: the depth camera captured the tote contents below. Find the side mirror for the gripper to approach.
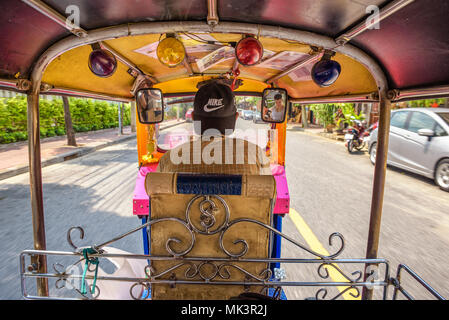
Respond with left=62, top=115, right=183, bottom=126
left=135, top=88, right=164, bottom=124
left=261, top=88, right=288, bottom=123
left=418, top=128, right=435, bottom=140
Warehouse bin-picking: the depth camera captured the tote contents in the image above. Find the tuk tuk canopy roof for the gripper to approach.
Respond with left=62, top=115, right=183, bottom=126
left=1, top=0, right=448, bottom=99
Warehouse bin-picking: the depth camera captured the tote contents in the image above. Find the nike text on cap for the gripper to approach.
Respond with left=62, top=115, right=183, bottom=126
left=193, top=82, right=236, bottom=135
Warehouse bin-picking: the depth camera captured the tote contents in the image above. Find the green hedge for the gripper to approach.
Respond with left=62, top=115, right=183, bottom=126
left=0, top=96, right=130, bottom=144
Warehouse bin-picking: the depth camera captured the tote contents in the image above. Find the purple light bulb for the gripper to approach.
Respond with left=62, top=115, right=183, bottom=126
left=88, top=49, right=117, bottom=77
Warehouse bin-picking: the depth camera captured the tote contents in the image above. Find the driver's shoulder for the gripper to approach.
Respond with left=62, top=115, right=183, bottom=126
left=228, top=137, right=265, bottom=153
left=226, top=136, right=256, bottom=145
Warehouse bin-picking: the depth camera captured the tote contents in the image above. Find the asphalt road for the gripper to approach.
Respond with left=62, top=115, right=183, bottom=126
left=282, top=126, right=449, bottom=300
left=1, top=118, right=448, bottom=300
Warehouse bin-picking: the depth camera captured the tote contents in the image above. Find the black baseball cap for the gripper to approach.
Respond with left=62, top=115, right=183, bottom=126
left=193, top=82, right=236, bottom=135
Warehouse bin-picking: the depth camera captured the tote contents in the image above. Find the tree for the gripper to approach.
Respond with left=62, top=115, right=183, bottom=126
left=310, top=104, right=337, bottom=128
left=62, top=96, right=77, bottom=146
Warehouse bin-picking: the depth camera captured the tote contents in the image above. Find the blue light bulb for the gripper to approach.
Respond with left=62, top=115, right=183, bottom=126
left=312, top=59, right=341, bottom=87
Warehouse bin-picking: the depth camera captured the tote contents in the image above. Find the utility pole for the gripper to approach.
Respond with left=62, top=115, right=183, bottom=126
left=62, top=96, right=77, bottom=146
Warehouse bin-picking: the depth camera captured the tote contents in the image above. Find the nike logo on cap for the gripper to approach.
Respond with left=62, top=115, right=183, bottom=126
left=203, top=98, right=224, bottom=112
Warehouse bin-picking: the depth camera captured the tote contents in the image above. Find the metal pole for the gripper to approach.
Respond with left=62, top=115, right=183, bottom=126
left=289, top=93, right=378, bottom=105
left=21, top=0, right=88, bottom=37
left=45, top=87, right=132, bottom=103
left=207, top=0, right=219, bottom=26
left=182, top=58, right=194, bottom=76
left=335, top=0, right=415, bottom=45
left=362, top=90, right=391, bottom=300
left=266, top=52, right=323, bottom=84
left=389, top=85, right=449, bottom=102
left=100, top=41, right=157, bottom=83
left=29, top=21, right=390, bottom=99
left=27, top=89, right=49, bottom=297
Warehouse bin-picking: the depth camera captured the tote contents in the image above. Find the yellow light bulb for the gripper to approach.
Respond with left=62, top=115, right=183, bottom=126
left=157, top=37, right=186, bottom=67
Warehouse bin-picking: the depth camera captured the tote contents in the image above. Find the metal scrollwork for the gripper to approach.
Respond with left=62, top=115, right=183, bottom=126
left=144, top=260, right=271, bottom=283
left=326, top=233, right=345, bottom=259
left=66, top=218, right=195, bottom=257
left=259, top=286, right=283, bottom=300
left=20, top=194, right=398, bottom=300
left=197, top=262, right=219, bottom=281
left=146, top=262, right=199, bottom=280
left=50, top=260, right=101, bottom=299
left=67, top=226, right=85, bottom=251
left=317, top=263, right=363, bottom=283
left=65, top=196, right=344, bottom=261
left=219, top=218, right=345, bottom=259
left=129, top=282, right=150, bottom=300
left=218, top=263, right=272, bottom=282
left=53, top=263, right=74, bottom=290
left=314, top=287, right=360, bottom=300
left=186, top=195, right=230, bottom=235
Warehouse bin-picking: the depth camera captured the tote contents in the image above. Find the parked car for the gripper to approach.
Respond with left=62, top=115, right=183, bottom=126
left=185, top=108, right=193, bottom=122
left=242, top=110, right=254, bottom=120
left=368, top=108, right=449, bottom=191
left=253, top=111, right=263, bottom=123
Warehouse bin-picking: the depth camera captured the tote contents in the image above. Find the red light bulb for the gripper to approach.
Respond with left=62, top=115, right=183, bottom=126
left=235, top=37, right=263, bottom=66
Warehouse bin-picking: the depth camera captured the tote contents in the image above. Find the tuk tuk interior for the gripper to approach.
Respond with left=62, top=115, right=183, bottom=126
left=1, top=0, right=448, bottom=300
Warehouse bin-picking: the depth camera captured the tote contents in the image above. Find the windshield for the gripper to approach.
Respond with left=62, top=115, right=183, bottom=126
left=157, top=97, right=194, bottom=150
left=157, top=95, right=270, bottom=151
left=437, top=113, right=449, bottom=126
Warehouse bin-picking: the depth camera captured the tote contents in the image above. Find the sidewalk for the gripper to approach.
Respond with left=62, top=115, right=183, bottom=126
left=0, top=119, right=185, bottom=181
left=287, top=123, right=345, bottom=142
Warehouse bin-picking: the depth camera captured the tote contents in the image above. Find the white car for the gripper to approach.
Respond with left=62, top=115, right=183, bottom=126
left=242, top=110, right=254, bottom=120
left=368, top=108, right=449, bottom=191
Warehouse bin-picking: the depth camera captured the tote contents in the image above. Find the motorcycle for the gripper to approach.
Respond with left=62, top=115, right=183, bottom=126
left=344, top=120, right=375, bottom=153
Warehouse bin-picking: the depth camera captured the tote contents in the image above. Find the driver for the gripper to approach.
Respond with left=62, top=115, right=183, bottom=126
left=263, top=93, right=284, bottom=122
left=156, top=82, right=271, bottom=175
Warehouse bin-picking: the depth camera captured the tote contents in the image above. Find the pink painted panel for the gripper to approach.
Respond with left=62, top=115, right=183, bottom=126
left=132, top=163, right=290, bottom=215
left=132, top=163, right=158, bottom=216
left=271, top=164, right=290, bottom=215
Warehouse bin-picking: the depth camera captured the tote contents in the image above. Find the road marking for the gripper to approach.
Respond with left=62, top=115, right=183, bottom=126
left=288, top=208, right=361, bottom=300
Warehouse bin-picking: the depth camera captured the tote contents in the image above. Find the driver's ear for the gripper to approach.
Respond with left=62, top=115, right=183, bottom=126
left=235, top=112, right=239, bottom=120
